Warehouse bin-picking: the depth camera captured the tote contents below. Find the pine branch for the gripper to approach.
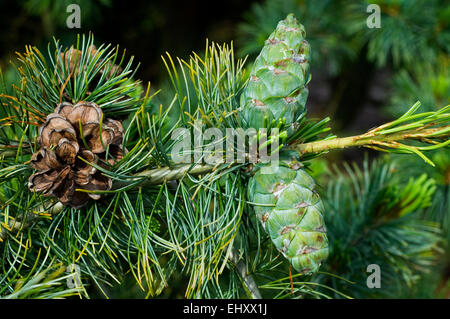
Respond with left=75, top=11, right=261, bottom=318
left=318, top=158, right=443, bottom=298
left=293, top=102, right=450, bottom=166
left=294, top=127, right=449, bottom=161
left=112, top=163, right=216, bottom=189
left=109, top=103, right=448, bottom=190
left=1, top=250, right=82, bottom=299
left=0, top=103, right=446, bottom=244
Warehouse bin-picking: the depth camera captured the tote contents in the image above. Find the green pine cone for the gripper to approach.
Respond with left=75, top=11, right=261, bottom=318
left=248, top=156, right=329, bottom=274
left=241, top=13, right=311, bottom=131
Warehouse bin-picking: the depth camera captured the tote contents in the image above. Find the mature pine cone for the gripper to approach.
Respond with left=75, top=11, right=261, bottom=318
left=28, top=101, right=124, bottom=208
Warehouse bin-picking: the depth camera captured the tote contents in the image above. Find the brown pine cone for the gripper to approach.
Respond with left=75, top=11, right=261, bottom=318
left=28, top=101, right=124, bottom=208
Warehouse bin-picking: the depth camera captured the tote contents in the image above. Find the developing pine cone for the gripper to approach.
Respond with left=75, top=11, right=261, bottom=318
left=62, top=45, right=122, bottom=79
left=28, top=101, right=124, bottom=208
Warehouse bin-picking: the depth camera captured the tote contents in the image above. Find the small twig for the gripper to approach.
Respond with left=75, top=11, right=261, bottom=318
left=0, top=202, right=64, bottom=241
left=292, top=126, right=450, bottom=156
left=230, top=249, right=262, bottom=299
